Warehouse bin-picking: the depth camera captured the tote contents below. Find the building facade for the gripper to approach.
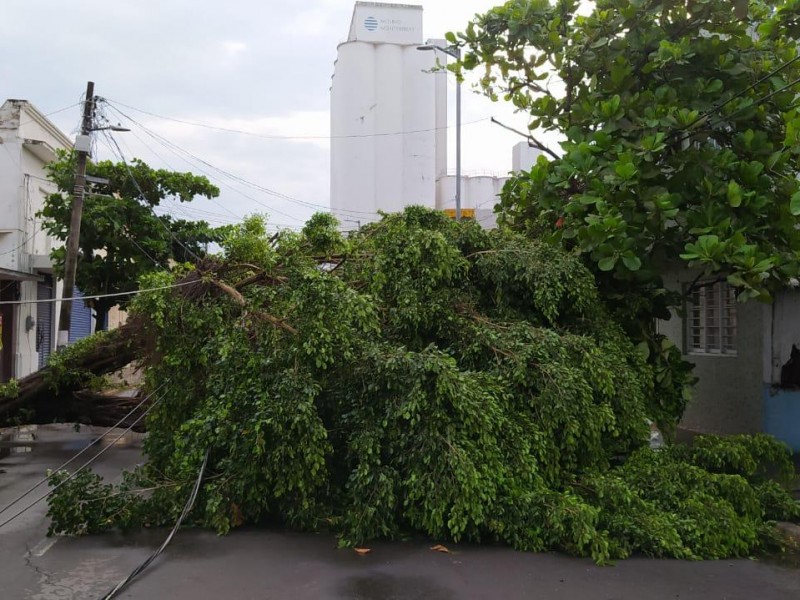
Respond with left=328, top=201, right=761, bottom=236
left=660, top=268, right=800, bottom=451
left=331, top=3, right=441, bottom=221
left=0, top=99, right=94, bottom=381
left=331, top=2, right=537, bottom=225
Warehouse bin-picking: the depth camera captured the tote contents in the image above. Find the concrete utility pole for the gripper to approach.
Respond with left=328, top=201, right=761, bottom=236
left=57, top=81, right=95, bottom=350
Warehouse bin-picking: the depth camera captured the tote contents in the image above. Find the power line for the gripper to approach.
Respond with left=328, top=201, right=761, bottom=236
left=100, top=130, right=202, bottom=263
left=104, top=104, right=312, bottom=223
left=103, top=98, right=490, bottom=140
left=0, top=381, right=170, bottom=519
left=0, top=279, right=199, bottom=306
left=16, top=102, right=82, bottom=128
left=675, top=73, right=800, bottom=146
left=0, top=385, right=169, bottom=531
left=108, top=102, right=380, bottom=218
left=118, top=125, right=248, bottom=224
left=0, top=225, right=41, bottom=258
left=669, top=54, right=800, bottom=141
left=99, top=447, right=210, bottom=599
left=102, top=101, right=400, bottom=220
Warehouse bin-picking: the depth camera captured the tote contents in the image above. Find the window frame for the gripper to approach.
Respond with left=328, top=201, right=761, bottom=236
left=685, top=281, right=737, bottom=356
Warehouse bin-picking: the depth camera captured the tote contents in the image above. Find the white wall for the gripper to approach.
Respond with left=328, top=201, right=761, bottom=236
left=766, top=289, right=800, bottom=384
left=0, top=100, right=71, bottom=378
left=512, top=142, right=543, bottom=173
left=331, top=3, right=437, bottom=223
left=436, top=174, right=508, bottom=227
left=659, top=267, right=766, bottom=434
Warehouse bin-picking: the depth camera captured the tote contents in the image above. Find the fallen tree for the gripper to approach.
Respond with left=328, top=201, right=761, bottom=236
left=0, top=324, right=144, bottom=430
left=43, top=209, right=799, bottom=562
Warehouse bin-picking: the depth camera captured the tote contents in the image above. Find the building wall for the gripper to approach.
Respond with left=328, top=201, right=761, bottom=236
left=660, top=269, right=765, bottom=434
left=0, top=100, right=71, bottom=379
left=436, top=175, right=508, bottom=227
left=512, top=143, right=543, bottom=173
left=331, top=3, right=438, bottom=222
left=762, top=289, right=800, bottom=450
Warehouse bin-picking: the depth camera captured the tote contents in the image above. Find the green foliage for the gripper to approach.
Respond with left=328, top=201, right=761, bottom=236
left=0, top=379, right=19, bottom=399
left=454, top=0, right=800, bottom=318
left=39, top=150, right=224, bottom=327
left=46, top=208, right=798, bottom=563
left=44, top=329, right=125, bottom=394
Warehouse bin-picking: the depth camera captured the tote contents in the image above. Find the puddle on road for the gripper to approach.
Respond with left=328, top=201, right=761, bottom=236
left=339, top=573, right=455, bottom=600
left=0, top=425, right=142, bottom=460
left=0, top=425, right=38, bottom=458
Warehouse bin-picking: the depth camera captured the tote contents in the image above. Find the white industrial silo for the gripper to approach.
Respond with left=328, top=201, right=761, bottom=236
left=330, top=2, right=445, bottom=222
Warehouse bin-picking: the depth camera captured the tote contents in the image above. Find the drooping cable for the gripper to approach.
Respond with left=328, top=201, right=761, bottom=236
left=104, top=102, right=382, bottom=219
left=0, top=279, right=199, bottom=306
left=99, top=447, right=210, bottom=600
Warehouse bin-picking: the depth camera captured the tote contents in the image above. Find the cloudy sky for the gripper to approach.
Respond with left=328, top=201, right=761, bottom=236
left=1, top=0, right=535, bottom=231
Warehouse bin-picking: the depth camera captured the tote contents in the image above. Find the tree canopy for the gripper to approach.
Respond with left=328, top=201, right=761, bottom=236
left=45, top=208, right=799, bottom=562
left=40, top=151, right=224, bottom=328
left=454, top=0, right=800, bottom=310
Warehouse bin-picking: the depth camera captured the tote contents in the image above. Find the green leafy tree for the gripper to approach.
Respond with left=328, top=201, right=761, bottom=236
left=40, top=151, right=222, bottom=329
left=454, top=0, right=800, bottom=307
left=45, top=208, right=799, bottom=563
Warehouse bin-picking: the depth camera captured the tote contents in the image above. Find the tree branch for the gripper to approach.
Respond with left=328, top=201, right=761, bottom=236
left=490, top=118, right=559, bottom=160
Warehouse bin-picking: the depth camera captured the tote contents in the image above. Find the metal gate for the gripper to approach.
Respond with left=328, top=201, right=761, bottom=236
left=68, top=287, right=93, bottom=343
left=36, top=276, right=53, bottom=369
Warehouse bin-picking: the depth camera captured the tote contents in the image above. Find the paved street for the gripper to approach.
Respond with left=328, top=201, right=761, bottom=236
left=1, top=425, right=799, bottom=600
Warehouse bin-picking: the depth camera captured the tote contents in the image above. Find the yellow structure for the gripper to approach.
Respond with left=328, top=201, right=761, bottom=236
left=443, top=208, right=475, bottom=220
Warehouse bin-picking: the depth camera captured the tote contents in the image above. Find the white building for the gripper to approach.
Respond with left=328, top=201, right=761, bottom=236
left=331, top=2, right=543, bottom=227
left=331, top=2, right=441, bottom=221
left=0, top=99, right=94, bottom=381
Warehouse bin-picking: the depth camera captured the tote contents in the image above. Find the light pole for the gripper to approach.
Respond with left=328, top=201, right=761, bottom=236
left=417, top=43, right=462, bottom=222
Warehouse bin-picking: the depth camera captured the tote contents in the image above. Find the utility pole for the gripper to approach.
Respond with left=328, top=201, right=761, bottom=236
left=57, top=81, right=95, bottom=350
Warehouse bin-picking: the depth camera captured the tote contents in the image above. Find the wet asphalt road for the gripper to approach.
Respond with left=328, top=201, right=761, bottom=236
left=1, top=425, right=799, bottom=600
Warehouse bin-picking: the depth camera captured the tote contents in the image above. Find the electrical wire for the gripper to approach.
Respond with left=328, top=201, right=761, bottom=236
left=98, top=447, right=210, bottom=599
left=668, top=54, right=800, bottom=141
left=0, top=381, right=170, bottom=518
left=0, top=386, right=170, bottom=531
left=105, top=105, right=309, bottom=223
left=0, top=225, right=41, bottom=258
left=16, top=102, right=82, bottom=128
left=100, top=130, right=202, bottom=263
left=122, top=126, right=251, bottom=224
left=104, top=102, right=383, bottom=219
left=103, top=98, right=490, bottom=141
left=0, top=279, right=199, bottom=306
left=675, top=73, right=800, bottom=146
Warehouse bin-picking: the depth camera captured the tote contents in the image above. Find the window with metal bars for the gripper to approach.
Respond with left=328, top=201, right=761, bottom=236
left=686, top=282, right=737, bottom=355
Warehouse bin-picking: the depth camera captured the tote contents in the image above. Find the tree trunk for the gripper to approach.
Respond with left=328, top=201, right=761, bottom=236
left=0, top=322, right=142, bottom=429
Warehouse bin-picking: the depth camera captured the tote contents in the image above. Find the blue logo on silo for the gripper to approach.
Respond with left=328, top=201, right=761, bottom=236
left=364, top=16, right=378, bottom=31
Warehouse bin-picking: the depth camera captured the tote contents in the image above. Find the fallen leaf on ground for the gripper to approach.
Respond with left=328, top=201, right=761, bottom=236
left=354, top=547, right=372, bottom=555
left=430, top=544, right=450, bottom=553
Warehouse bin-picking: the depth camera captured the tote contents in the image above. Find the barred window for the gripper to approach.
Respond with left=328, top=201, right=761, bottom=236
left=686, top=282, right=737, bottom=355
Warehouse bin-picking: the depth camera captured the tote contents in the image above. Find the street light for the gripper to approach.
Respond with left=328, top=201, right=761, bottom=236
left=418, top=43, right=462, bottom=222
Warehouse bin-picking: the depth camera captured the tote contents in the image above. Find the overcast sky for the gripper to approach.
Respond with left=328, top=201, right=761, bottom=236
left=1, top=0, right=535, bottom=231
